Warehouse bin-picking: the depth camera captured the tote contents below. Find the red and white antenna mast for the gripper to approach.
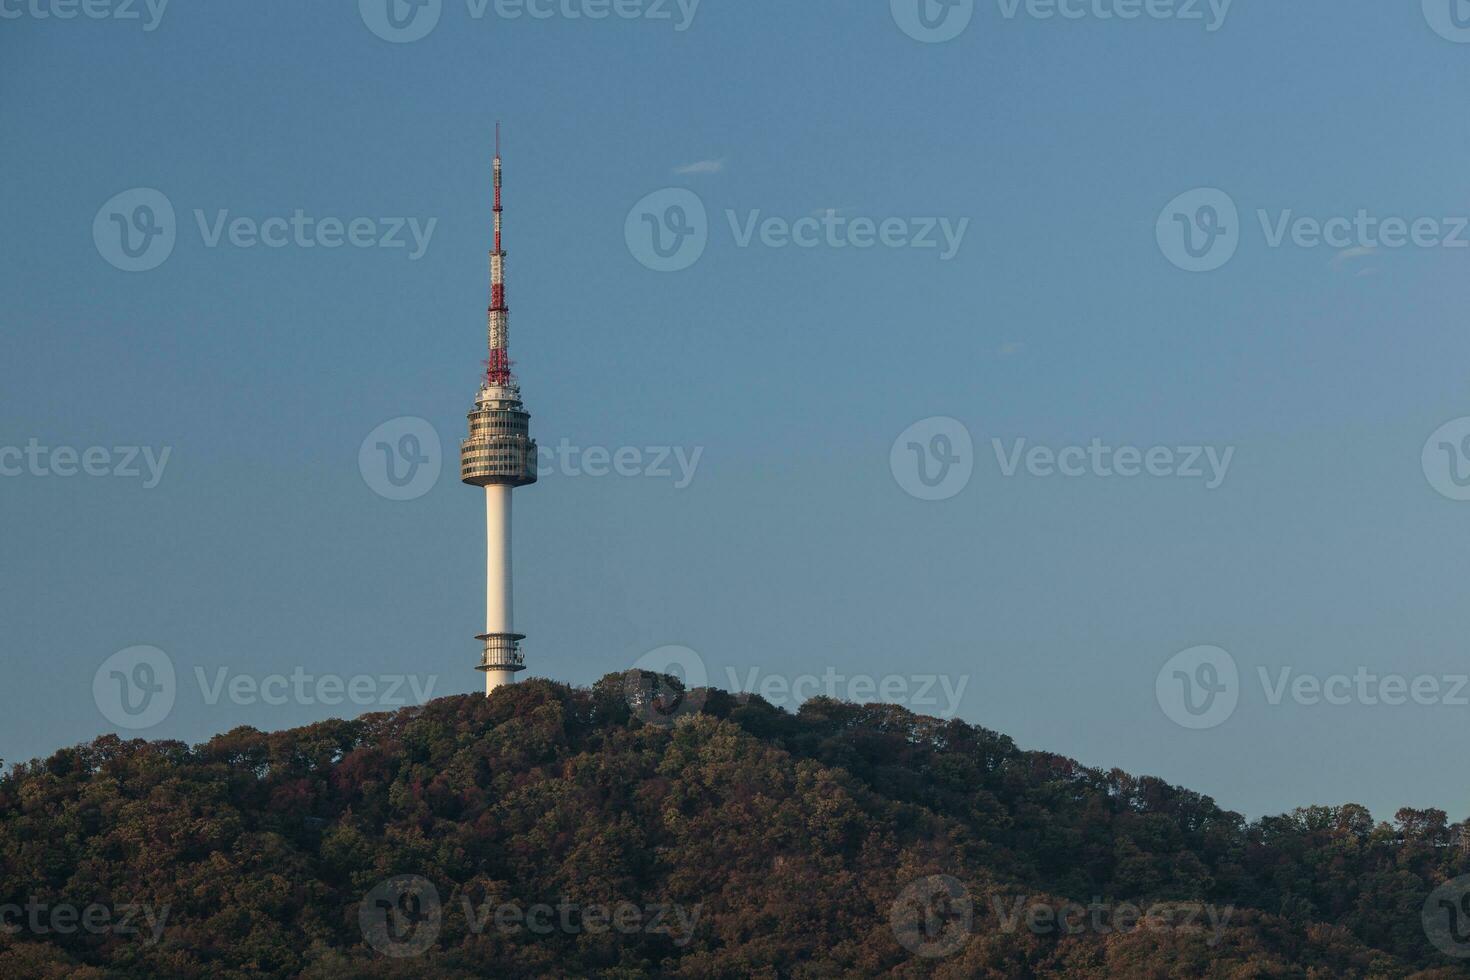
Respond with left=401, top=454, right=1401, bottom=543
left=486, top=121, right=513, bottom=387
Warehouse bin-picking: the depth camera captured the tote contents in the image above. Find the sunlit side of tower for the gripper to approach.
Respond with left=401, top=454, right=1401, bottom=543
left=461, top=126, right=537, bottom=695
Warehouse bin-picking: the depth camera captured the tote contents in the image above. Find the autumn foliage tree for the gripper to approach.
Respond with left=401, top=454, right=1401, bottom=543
left=0, top=675, right=1466, bottom=977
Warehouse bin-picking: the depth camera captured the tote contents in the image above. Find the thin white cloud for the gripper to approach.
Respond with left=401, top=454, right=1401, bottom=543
left=674, top=158, right=725, bottom=175
left=1332, top=245, right=1378, bottom=268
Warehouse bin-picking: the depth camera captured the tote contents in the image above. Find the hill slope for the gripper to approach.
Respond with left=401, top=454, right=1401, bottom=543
left=2, top=674, right=1468, bottom=978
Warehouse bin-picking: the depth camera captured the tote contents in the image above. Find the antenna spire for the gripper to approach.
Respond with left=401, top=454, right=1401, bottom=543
left=486, top=125, right=511, bottom=386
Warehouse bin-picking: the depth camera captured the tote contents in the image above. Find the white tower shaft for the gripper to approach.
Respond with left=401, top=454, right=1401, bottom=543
left=484, top=485, right=515, bottom=693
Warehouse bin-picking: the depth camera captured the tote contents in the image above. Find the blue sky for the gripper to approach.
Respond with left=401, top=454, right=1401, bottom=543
left=4, top=1, right=1470, bottom=820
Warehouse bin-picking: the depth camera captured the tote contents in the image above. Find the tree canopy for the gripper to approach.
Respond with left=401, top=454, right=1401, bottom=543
left=1, top=673, right=1466, bottom=977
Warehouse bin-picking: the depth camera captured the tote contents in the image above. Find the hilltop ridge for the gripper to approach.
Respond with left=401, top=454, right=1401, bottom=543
left=1, top=674, right=1467, bottom=978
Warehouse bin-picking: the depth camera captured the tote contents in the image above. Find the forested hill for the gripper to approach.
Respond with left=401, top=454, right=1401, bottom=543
left=3, top=674, right=1470, bottom=978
